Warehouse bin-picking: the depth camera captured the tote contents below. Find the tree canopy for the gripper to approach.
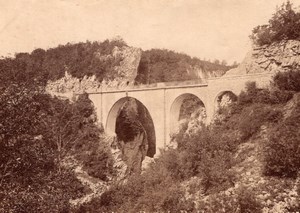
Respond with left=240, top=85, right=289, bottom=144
left=250, top=1, right=300, bottom=46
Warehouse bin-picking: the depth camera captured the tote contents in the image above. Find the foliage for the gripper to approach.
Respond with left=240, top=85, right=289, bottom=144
left=237, top=188, right=263, bottom=213
left=0, top=168, right=86, bottom=213
left=0, top=86, right=87, bottom=211
left=0, top=66, right=111, bottom=209
left=173, top=125, right=236, bottom=193
left=263, top=100, right=300, bottom=177
left=235, top=104, right=282, bottom=140
left=238, top=81, right=293, bottom=105
left=79, top=121, right=238, bottom=212
left=250, top=1, right=300, bottom=45
left=0, top=39, right=127, bottom=83
left=1, top=38, right=232, bottom=88
left=42, top=93, right=114, bottom=180
left=198, top=189, right=262, bottom=213
left=79, top=158, right=194, bottom=213
left=273, top=68, right=300, bottom=92
left=72, top=131, right=114, bottom=180
left=135, top=49, right=232, bottom=84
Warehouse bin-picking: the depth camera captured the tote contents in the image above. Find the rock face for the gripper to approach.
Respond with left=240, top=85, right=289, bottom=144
left=226, top=40, right=300, bottom=76
left=111, top=131, right=148, bottom=176
left=46, top=46, right=142, bottom=94
left=188, top=66, right=227, bottom=79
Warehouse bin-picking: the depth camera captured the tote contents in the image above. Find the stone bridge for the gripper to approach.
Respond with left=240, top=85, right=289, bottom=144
left=86, top=73, right=273, bottom=157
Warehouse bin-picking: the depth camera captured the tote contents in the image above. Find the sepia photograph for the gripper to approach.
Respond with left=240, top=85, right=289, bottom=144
left=1, top=0, right=300, bottom=212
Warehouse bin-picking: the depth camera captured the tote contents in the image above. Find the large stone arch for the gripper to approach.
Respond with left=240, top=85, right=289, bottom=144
left=169, top=93, right=206, bottom=134
left=214, top=90, right=238, bottom=114
left=106, top=96, right=156, bottom=157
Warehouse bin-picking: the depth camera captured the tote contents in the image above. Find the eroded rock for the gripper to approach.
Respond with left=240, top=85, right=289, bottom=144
left=46, top=45, right=142, bottom=95
left=226, top=40, right=300, bottom=76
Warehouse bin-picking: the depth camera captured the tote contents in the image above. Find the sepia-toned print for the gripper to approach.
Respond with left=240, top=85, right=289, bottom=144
left=1, top=0, right=300, bottom=212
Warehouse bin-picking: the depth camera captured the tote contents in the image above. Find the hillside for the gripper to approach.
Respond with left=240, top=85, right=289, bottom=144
left=0, top=39, right=232, bottom=94
left=135, top=49, right=232, bottom=84
left=2, top=1, right=300, bottom=212
left=76, top=71, right=300, bottom=212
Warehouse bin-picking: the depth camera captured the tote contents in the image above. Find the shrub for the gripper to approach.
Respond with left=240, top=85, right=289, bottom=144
left=238, top=81, right=259, bottom=105
left=250, top=1, right=300, bottom=46
left=236, top=104, right=282, bottom=140
left=73, top=134, right=114, bottom=180
left=263, top=108, right=300, bottom=177
left=0, top=169, right=86, bottom=213
left=198, top=187, right=262, bottom=213
left=174, top=126, right=236, bottom=193
left=0, top=85, right=106, bottom=211
left=79, top=166, right=194, bottom=212
left=273, top=69, right=300, bottom=92
left=237, top=188, right=263, bottom=213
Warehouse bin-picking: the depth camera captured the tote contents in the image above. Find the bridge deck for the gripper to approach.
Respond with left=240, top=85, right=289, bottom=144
left=75, top=73, right=273, bottom=95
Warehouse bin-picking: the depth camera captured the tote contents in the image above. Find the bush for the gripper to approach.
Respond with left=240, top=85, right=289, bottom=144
left=236, top=104, right=282, bottom=140
left=273, top=69, right=300, bottom=92
left=250, top=1, right=300, bottom=46
left=238, top=82, right=259, bottom=105
left=237, top=188, right=263, bottom=213
left=73, top=133, right=114, bottom=180
left=263, top=107, right=300, bottom=177
left=79, top=166, right=194, bottom=212
left=174, top=126, right=236, bottom=193
left=237, top=81, right=292, bottom=105
left=0, top=168, right=86, bottom=213
left=0, top=83, right=108, bottom=210
left=198, top=189, right=262, bottom=213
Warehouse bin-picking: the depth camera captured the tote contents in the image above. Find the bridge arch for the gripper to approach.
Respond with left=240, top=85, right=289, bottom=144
left=106, top=96, right=156, bottom=157
left=214, top=90, right=238, bottom=114
left=169, top=93, right=206, bottom=134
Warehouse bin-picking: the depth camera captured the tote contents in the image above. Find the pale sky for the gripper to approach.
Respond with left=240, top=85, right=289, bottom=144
left=1, top=0, right=300, bottom=63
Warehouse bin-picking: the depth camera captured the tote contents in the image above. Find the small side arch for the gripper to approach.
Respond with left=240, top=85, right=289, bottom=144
left=214, top=90, right=238, bottom=114
left=170, top=93, right=206, bottom=134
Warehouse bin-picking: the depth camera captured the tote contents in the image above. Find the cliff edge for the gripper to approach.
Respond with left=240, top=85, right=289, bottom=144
left=226, top=40, right=300, bottom=76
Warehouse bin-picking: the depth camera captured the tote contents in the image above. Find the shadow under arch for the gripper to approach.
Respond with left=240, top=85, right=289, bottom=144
left=106, top=96, right=156, bottom=157
left=214, top=90, right=238, bottom=112
left=170, top=93, right=206, bottom=134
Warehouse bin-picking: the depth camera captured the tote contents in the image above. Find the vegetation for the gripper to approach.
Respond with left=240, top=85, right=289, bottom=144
left=78, top=166, right=194, bottom=212
left=0, top=38, right=231, bottom=88
left=77, top=66, right=300, bottom=212
left=2, top=2, right=300, bottom=208
left=1, top=39, right=127, bottom=82
left=250, top=1, right=300, bottom=45
left=0, top=60, right=113, bottom=211
left=135, top=49, right=233, bottom=84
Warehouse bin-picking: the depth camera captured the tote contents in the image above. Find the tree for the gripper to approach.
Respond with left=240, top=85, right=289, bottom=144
left=250, top=1, right=300, bottom=45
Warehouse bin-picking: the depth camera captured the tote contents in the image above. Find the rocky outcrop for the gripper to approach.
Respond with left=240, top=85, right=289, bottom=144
left=226, top=40, right=300, bottom=76
left=46, top=46, right=142, bottom=95
left=116, top=131, right=148, bottom=176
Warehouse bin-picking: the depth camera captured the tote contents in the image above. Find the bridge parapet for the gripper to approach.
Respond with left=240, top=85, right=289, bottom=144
left=85, top=79, right=208, bottom=94
left=77, top=73, right=273, bottom=95
left=208, top=72, right=274, bottom=81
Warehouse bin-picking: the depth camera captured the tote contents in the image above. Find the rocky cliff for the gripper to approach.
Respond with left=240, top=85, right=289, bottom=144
left=187, top=65, right=227, bottom=79
left=226, top=40, right=300, bottom=76
left=46, top=45, right=142, bottom=95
